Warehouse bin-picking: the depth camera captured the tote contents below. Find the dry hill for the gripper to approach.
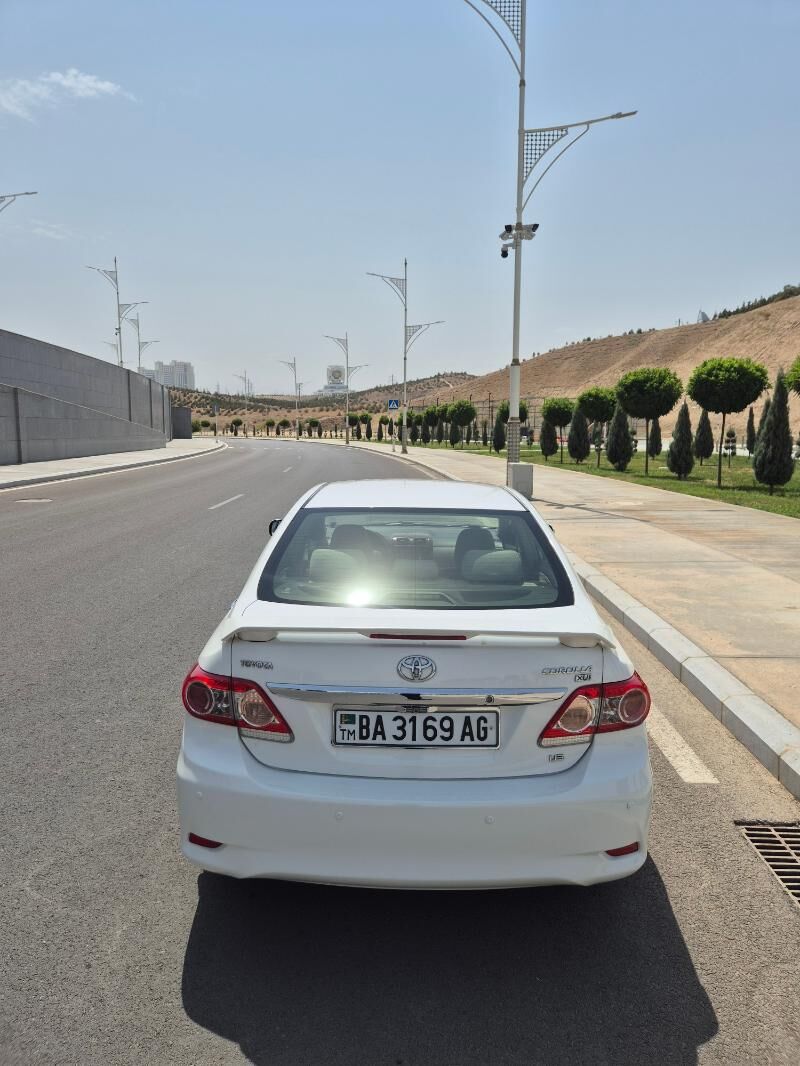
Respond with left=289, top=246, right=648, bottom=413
left=408, top=294, right=800, bottom=437
left=176, top=294, right=799, bottom=439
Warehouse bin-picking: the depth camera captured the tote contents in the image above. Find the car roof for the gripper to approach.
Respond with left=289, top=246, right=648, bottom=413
left=307, top=479, right=526, bottom=511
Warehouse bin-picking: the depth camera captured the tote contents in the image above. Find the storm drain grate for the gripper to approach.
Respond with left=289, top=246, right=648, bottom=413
left=739, top=823, right=800, bottom=907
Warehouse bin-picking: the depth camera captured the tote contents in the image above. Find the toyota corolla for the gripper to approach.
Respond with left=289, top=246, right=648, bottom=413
left=177, top=479, right=652, bottom=889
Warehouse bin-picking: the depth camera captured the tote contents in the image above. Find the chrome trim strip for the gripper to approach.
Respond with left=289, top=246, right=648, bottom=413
left=267, top=683, right=567, bottom=706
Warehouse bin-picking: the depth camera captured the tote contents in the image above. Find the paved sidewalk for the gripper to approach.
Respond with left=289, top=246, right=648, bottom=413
left=318, top=440, right=800, bottom=736
left=0, top=437, right=225, bottom=490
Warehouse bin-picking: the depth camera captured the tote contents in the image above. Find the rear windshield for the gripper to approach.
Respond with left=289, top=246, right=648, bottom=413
left=257, top=508, right=574, bottom=610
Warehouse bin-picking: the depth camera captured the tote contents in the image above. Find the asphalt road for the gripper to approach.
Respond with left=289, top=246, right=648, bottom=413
left=1, top=438, right=798, bottom=1066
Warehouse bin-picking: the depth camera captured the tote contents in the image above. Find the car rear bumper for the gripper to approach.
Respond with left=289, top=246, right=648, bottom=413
left=177, top=720, right=653, bottom=889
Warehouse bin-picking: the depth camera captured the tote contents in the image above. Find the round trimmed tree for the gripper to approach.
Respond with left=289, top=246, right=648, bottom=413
left=577, top=386, right=617, bottom=427
left=753, top=370, right=794, bottom=495
left=666, top=402, right=694, bottom=479
left=687, top=357, right=769, bottom=487
left=497, top=399, right=529, bottom=424
left=786, top=355, right=800, bottom=397
left=541, top=397, right=574, bottom=463
left=616, top=368, right=683, bottom=475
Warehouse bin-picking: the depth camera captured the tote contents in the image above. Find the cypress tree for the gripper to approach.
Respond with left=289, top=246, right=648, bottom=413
left=606, top=403, right=634, bottom=472
left=540, top=419, right=557, bottom=461
left=666, top=402, right=694, bottom=479
left=465, top=421, right=472, bottom=445
left=745, top=407, right=756, bottom=455
left=377, top=421, right=384, bottom=442
left=436, top=418, right=445, bottom=444
left=755, top=397, right=771, bottom=448
left=492, top=413, right=506, bottom=454
left=482, top=420, right=489, bottom=447
left=421, top=420, right=431, bottom=445
left=410, top=421, right=419, bottom=444
left=567, top=410, right=590, bottom=463
left=365, top=419, right=372, bottom=440
left=388, top=417, right=394, bottom=438
left=753, top=371, right=794, bottom=494
left=693, top=408, right=714, bottom=465
left=448, top=420, right=461, bottom=447
left=648, top=416, right=662, bottom=458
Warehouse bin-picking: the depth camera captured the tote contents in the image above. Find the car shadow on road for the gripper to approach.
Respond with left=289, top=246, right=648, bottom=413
left=182, top=859, right=717, bottom=1066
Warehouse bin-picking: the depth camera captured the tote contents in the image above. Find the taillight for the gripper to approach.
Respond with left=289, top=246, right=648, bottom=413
left=181, top=664, right=293, bottom=742
left=539, top=673, right=650, bottom=747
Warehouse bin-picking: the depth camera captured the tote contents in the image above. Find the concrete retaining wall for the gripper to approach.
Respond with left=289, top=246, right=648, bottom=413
left=0, top=328, right=172, bottom=464
left=0, top=384, right=168, bottom=464
left=171, top=406, right=193, bottom=439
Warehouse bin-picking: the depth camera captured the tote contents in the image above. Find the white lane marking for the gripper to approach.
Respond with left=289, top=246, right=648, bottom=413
left=282, top=466, right=293, bottom=473
left=14, top=498, right=52, bottom=504
left=647, top=707, right=719, bottom=784
left=208, top=494, right=244, bottom=511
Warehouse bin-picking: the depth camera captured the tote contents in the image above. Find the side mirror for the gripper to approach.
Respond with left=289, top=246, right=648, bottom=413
left=268, top=518, right=282, bottom=536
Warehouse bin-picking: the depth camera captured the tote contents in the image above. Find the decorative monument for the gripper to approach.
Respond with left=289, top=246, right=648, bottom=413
left=321, top=364, right=347, bottom=394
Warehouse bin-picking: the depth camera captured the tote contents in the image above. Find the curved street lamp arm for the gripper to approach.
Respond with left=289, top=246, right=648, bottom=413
left=461, top=0, right=521, bottom=76
left=366, top=272, right=407, bottom=308
left=521, top=111, right=636, bottom=210
left=522, top=125, right=589, bottom=210
left=406, top=320, right=444, bottom=353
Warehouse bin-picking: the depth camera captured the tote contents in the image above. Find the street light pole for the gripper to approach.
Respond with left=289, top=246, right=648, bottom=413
left=368, top=261, right=443, bottom=454
left=324, top=334, right=368, bottom=446
left=126, top=313, right=158, bottom=370
left=279, top=359, right=301, bottom=437
left=462, top=0, right=635, bottom=482
left=86, top=258, right=146, bottom=367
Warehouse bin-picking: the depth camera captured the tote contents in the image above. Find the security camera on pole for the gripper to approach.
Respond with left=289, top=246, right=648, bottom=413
left=367, top=260, right=443, bottom=454
left=462, top=0, right=636, bottom=488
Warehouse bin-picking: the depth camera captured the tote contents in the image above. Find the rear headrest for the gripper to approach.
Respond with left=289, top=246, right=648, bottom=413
left=454, top=526, right=495, bottom=568
left=462, top=549, right=523, bottom=585
left=309, top=548, right=359, bottom=583
left=330, top=525, right=370, bottom=551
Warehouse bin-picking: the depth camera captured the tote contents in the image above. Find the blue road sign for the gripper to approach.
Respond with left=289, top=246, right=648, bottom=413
left=388, top=399, right=400, bottom=410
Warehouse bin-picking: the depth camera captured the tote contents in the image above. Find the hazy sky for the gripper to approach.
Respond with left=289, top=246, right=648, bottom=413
left=1, top=0, right=798, bottom=395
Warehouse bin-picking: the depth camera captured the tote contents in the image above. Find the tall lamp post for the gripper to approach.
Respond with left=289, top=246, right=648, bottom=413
left=279, top=358, right=302, bottom=437
left=86, top=258, right=146, bottom=367
left=367, top=259, right=443, bottom=454
left=0, top=191, right=37, bottom=215
left=324, top=333, right=368, bottom=445
left=462, top=0, right=635, bottom=481
left=126, top=314, right=158, bottom=370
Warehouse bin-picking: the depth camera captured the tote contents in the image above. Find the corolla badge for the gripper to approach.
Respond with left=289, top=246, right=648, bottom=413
left=397, top=655, right=437, bottom=682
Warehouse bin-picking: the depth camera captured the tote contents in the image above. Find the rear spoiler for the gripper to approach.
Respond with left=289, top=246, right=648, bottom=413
left=217, top=623, right=613, bottom=650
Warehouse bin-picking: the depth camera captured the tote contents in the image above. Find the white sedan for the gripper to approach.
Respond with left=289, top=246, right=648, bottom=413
left=177, top=479, right=653, bottom=889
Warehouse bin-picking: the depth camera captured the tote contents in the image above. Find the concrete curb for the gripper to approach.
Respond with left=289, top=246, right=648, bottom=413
left=0, top=440, right=227, bottom=491
left=344, top=439, right=800, bottom=801
left=568, top=556, right=800, bottom=800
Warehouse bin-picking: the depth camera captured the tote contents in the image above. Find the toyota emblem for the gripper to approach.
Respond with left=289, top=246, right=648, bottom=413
left=397, top=655, right=437, bottom=682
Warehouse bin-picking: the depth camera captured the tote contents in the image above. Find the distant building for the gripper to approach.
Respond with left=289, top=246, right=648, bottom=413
left=138, top=360, right=196, bottom=388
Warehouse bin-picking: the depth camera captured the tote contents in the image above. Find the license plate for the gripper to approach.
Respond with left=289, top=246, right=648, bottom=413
left=333, top=708, right=499, bottom=748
